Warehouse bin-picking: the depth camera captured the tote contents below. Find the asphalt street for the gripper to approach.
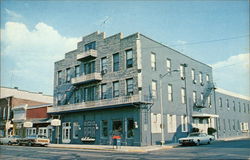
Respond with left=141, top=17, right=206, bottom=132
left=0, top=139, right=249, bottom=160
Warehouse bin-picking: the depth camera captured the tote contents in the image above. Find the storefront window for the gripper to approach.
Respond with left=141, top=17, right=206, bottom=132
left=112, top=120, right=122, bottom=136
left=127, top=119, right=135, bottom=138
left=101, top=120, right=108, bottom=137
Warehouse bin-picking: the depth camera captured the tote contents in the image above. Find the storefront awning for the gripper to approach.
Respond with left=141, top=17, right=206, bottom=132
left=192, top=113, right=219, bottom=118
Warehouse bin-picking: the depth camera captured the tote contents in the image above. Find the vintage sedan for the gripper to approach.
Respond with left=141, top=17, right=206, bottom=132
left=0, top=135, right=21, bottom=145
left=179, top=133, right=215, bottom=146
left=17, top=135, right=50, bottom=146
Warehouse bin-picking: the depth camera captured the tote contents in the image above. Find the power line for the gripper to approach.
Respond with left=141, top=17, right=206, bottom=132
left=170, top=35, right=249, bottom=47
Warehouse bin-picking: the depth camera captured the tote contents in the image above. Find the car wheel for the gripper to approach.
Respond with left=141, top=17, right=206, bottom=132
left=28, top=142, right=32, bottom=146
left=208, top=138, right=212, bottom=144
left=8, top=141, right=12, bottom=145
left=196, top=140, right=200, bottom=146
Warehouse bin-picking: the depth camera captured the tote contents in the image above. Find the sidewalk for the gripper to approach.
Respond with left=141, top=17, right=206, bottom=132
left=48, top=143, right=179, bottom=153
left=218, top=136, right=250, bottom=141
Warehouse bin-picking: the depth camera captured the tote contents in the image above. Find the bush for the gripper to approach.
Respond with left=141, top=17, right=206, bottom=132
left=207, top=127, right=217, bottom=135
left=191, top=127, right=199, bottom=133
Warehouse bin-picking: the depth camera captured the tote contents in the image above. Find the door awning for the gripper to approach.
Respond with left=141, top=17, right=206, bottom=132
left=192, top=113, right=219, bottom=118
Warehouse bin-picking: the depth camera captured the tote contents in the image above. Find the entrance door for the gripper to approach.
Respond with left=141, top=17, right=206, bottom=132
left=112, top=120, right=123, bottom=137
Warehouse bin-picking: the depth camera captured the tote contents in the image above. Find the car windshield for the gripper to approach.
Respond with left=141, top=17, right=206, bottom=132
left=38, top=135, right=47, bottom=138
left=27, top=135, right=37, bottom=138
left=188, top=133, right=200, bottom=137
left=13, top=135, right=21, bottom=138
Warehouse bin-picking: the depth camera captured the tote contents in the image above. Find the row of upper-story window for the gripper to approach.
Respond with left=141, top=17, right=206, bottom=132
left=217, top=118, right=249, bottom=132
left=218, top=97, right=250, bottom=114
left=151, top=80, right=212, bottom=107
left=57, top=78, right=135, bottom=105
left=151, top=52, right=211, bottom=85
left=57, top=49, right=134, bottom=85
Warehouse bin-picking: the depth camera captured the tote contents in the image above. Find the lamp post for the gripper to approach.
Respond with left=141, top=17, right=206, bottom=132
left=159, top=69, right=179, bottom=146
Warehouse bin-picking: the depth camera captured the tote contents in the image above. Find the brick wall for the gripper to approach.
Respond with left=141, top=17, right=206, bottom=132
left=26, top=107, right=48, bottom=119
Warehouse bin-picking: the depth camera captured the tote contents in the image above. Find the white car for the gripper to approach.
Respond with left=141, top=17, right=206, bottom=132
left=0, top=135, right=21, bottom=145
left=179, top=133, right=215, bottom=146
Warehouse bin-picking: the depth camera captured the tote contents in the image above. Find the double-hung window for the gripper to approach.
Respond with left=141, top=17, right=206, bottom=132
left=126, top=49, right=133, bottom=68
left=75, top=65, right=80, bottom=77
left=152, top=80, right=157, bottom=98
left=113, top=53, right=119, bottom=72
left=151, top=52, right=156, bottom=71
left=181, top=115, right=188, bottom=132
left=199, top=72, right=203, bottom=84
left=193, top=91, right=197, bottom=103
left=101, top=57, right=107, bottom=73
left=66, top=68, right=71, bottom=83
left=126, top=78, right=134, bottom=95
left=180, top=65, right=185, bottom=79
left=168, top=84, right=173, bottom=102
left=84, top=41, right=96, bottom=51
left=58, top=70, right=63, bottom=85
left=166, top=59, right=171, bottom=72
left=113, top=81, right=119, bottom=97
left=101, top=84, right=107, bottom=99
left=181, top=88, right=186, bottom=104
left=167, top=114, right=176, bottom=133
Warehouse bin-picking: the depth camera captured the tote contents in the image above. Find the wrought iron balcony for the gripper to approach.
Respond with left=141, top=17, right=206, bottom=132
left=77, top=49, right=97, bottom=61
left=48, top=95, right=153, bottom=113
left=71, top=73, right=102, bottom=85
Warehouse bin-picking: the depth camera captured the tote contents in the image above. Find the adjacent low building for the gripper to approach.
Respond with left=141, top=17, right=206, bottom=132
left=0, top=87, right=53, bottom=137
left=48, top=31, right=250, bottom=146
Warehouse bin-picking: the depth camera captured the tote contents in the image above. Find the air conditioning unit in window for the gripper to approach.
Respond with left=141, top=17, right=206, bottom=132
left=193, top=80, right=197, bottom=84
left=101, top=69, right=107, bottom=75
left=181, top=77, right=185, bottom=80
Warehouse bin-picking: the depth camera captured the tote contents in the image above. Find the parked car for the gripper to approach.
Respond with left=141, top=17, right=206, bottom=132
left=17, top=135, right=50, bottom=146
left=0, top=135, right=21, bottom=145
left=179, top=133, right=215, bottom=146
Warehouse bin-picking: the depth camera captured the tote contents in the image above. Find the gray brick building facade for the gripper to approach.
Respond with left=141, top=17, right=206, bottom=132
left=48, top=31, right=250, bottom=146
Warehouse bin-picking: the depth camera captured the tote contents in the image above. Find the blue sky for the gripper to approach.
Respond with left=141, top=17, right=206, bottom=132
left=1, top=0, right=249, bottom=96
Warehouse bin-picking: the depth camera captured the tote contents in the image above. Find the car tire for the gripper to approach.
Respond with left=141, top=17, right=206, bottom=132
left=8, top=141, right=12, bottom=145
left=28, top=142, right=32, bottom=147
left=196, top=140, right=200, bottom=146
left=208, top=138, right=212, bottom=144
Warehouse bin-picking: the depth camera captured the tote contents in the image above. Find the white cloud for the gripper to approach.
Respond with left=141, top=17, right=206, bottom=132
left=1, top=22, right=81, bottom=94
left=211, top=53, right=250, bottom=96
left=5, top=9, right=22, bottom=19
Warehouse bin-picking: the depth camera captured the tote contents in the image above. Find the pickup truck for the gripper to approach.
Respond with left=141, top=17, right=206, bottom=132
left=17, top=135, right=50, bottom=146
left=0, top=135, right=21, bottom=145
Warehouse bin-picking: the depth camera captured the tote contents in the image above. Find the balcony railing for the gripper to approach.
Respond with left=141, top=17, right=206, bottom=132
left=71, top=73, right=102, bottom=85
left=77, top=49, right=97, bottom=61
left=48, top=95, right=153, bottom=113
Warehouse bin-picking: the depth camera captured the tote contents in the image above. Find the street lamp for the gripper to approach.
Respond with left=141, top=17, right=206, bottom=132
left=159, top=69, right=179, bottom=146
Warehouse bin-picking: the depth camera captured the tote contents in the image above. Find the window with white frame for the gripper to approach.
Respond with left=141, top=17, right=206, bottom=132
left=219, top=98, right=222, bottom=107
left=73, top=122, right=79, bottom=139
left=193, top=91, right=197, bottom=103
left=243, top=103, right=246, bottom=113
left=166, top=58, right=171, bottom=72
left=181, top=88, right=186, bottom=104
left=151, top=113, right=161, bottom=133
left=38, top=127, right=48, bottom=138
left=223, top=119, right=226, bottom=131
left=101, top=57, right=107, bottom=73
left=75, top=65, right=80, bottom=77
left=152, top=80, right=157, bottom=98
left=199, top=72, right=203, bottom=84
left=167, top=114, right=176, bottom=133
left=200, top=93, right=204, bottom=105
left=233, top=120, right=236, bottom=130
left=191, top=69, right=196, bottom=82
left=27, top=128, right=36, bottom=136
left=168, top=84, right=173, bottom=102
left=181, top=115, right=188, bottom=132
left=207, top=95, right=212, bottom=107
left=151, top=52, right=156, bottom=71
left=101, top=84, right=107, bottom=99
left=228, top=119, right=231, bottom=130
left=240, top=122, right=249, bottom=131
left=126, top=78, right=134, bottom=95
left=113, top=81, right=119, bottom=97
left=180, top=65, right=185, bottom=79
left=58, top=70, right=63, bottom=85
left=126, top=49, right=133, bottom=68
left=62, top=122, right=71, bottom=143
left=226, top=99, right=230, bottom=110
left=206, top=74, right=210, bottom=82
left=66, top=68, right=71, bottom=83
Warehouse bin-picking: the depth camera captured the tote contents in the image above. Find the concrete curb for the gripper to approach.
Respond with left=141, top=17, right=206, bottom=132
left=47, top=144, right=179, bottom=153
